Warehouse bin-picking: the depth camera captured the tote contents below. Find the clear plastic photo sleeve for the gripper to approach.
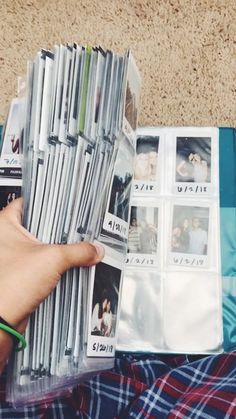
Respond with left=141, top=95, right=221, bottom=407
left=133, top=127, right=164, bottom=195
left=165, top=199, right=220, bottom=271
left=117, top=268, right=163, bottom=353
left=164, top=127, right=219, bottom=197
left=163, top=271, right=223, bottom=354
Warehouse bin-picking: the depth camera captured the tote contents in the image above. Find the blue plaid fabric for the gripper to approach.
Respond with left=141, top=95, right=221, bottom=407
left=0, top=352, right=236, bottom=418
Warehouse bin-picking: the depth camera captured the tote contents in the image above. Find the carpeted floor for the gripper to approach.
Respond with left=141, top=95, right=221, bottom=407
left=0, top=0, right=236, bottom=126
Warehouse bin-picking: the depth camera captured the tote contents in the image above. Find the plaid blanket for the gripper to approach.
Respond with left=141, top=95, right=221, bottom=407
left=0, top=352, right=236, bottom=418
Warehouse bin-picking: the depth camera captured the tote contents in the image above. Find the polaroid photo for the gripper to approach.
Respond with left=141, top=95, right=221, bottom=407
left=0, top=98, right=22, bottom=178
left=168, top=202, right=212, bottom=269
left=58, top=46, right=73, bottom=144
left=133, top=127, right=163, bottom=195
left=32, top=52, right=46, bottom=153
left=68, top=45, right=82, bottom=139
left=168, top=128, right=218, bottom=196
left=84, top=49, right=101, bottom=140
left=122, top=52, right=141, bottom=145
left=126, top=200, right=160, bottom=267
left=96, top=50, right=112, bottom=139
left=89, top=49, right=105, bottom=141
left=38, top=53, right=54, bottom=151
left=103, top=137, right=134, bottom=241
left=87, top=244, right=124, bottom=357
left=1, top=98, right=22, bottom=156
left=0, top=178, right=21, bottom=211
left=50, top=45, right=66, bottom=139
left=77, top=47, right=92, bottom=135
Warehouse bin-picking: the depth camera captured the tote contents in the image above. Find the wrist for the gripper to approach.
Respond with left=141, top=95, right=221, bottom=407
left=0, top=295, right=29, bottom=333
left=0, top=307, right=29, bottom=334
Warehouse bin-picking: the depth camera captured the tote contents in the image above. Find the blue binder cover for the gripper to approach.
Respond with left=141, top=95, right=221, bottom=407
left=219, top=127, right=236, bottom=351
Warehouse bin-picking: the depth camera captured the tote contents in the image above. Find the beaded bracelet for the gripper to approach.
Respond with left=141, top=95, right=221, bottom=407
left=0, top=317, right=26, bottom=352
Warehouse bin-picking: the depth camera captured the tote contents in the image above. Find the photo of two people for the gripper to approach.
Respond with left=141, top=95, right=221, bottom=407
left=176, top=137, right=211, bottom=183
left=127, top=206, right=158, bottom=254
left=91, top=262, right=121, bottom=338
left=134, top=135, right=159, bottom=182
left=171, top=205, right=209, bottom=256
left=0, top=186, right=21, bottom=210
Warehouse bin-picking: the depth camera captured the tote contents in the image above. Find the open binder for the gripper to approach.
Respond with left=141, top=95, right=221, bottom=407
left=0, top=48, right=236, bottom=404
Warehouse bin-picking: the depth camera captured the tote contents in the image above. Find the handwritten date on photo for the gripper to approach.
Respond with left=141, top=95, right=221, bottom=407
left=126, top=256, right=155, bottom=265
left=92, top=342, right=114, bottom=354
left=134, top=183, right=155, bottom=192
left=172, top=256, right=205, bottom=267
left=177, top=185, right=208, bottom=194
left=108, top=220, right=127, bottom=236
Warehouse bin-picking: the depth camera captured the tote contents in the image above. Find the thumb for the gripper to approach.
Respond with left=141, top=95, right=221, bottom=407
left=2, top=197, right=23, bottom=224
left=48, top=241, right=105, bottom=274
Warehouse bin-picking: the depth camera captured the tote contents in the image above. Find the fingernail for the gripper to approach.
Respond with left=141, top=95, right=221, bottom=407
left=93, top=244, right=105, bottom=260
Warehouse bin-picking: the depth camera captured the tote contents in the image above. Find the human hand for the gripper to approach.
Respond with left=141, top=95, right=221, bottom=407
left=0, top=198, right=104, bottom=332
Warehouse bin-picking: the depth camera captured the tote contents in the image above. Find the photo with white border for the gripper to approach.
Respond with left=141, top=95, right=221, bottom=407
left=87, top=244, right=124, bottom=357
left=164, top=127, right=218, bottom=196
left=134, top=127, right=164, bottom=195
left=126, top=201, right=160, bottom=267
left=168, top=202, right=211, bottom=269
left=103, top=137, right=134, bottom=241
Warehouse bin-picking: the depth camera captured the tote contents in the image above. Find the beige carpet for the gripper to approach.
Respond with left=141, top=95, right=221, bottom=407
left=0, top=0, right=236, bottom=127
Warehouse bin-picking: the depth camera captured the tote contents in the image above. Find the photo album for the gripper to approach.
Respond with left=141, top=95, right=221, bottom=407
left=118, top=126, right=223, bottom=355
left=0, top=44, right=232, bottom=406
left=0, top=45, right=141, bottom=406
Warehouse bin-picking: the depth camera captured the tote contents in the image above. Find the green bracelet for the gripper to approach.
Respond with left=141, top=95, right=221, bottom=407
left=0, top=321, right=26, bottom=352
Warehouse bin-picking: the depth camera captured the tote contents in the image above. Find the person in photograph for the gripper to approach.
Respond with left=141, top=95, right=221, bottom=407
left=101, top=299, right=113, bottom=337
left=179, top=218, right=190, bottom=252
left=171, top=226, right=182, bottom=252
left=128, top=217, right=141, bottom=253
left=148, top=149, right=158, bottom=180
left=176, top=154, right=193, bottom=182
left=91, top=290, right=109, bottom=335
left=110, top=171, right=132, bottom=222
left=114, top=175, right=131, bottom=222
left=188, top=217, right=208, bottom=255
left=10, top=135, right=20, bottom=154
left=191, top=153, right=208, bottom=182
left=171, top=218, right=190, bottom=253
left=7, top=192, right=16, bottom=205
left=125, top=81, right=137, bottom=131
left=139, top=219, right=157, bottom=254
left=134, top=151, right=150, bottom=180
left=134, top=145, right=158, bottom=181
left=177, top=152, right=208, bottom=183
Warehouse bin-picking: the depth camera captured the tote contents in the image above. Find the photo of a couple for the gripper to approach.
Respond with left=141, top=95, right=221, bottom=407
left=128, top=206, right=158, bottom=254
left=91, top=262, right=121, bottom=338
left=171, top=205, right=209, bottom=255
left=176, top=137, right=211, bottom=183
left=134, top=135, right=159, bottom=182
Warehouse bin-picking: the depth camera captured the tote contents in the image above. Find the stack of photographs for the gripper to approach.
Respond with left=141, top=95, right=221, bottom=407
left=118, top=126, right=223, bottom=355
left=6, top=44, right=141, bottom=406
